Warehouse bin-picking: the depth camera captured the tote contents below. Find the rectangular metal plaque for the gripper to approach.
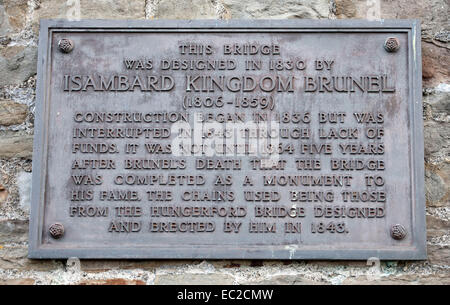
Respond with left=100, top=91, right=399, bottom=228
left=29, top=20, right=426, bottom=259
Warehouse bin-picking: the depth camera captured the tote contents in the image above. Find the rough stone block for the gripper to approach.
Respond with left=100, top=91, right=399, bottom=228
left=222, top=0, right=330, bottom=19
left=342, top=272, right=450, bottom=285
left=424, top=90, right=450, bottom=123
left=0, top=244, right=62, bottom=271
left=80, top=260, right=156, bottom=272
left=0, top=45, right=37, bottom=86
left=243, top=275, right=323, bottom=285
left=78, top=278, right=146, bottom=285
left=0, top=219, right=28, bottom=243
left=152, top=0, right=219, bottom=19
left=424, top=122, right=449, bottom=158
left=0, top=183, right=7, bottom=203
left=335, top=0, right=448, bottom=34
left=17, top=170, right=31, bottom=212
left=422, top=42, right=450, bottom=87
left=0, top=0, right=28, bottom=37
left=0, top=99, right=28, bottom=126
left=154, top=273, right=235, bottom=285
left=0, top=278, right=35, bottom=285
left=425, top=168, right=449, bottom=207
left=428, top=245, right=450, bottom=267
left=32, top=0, right=145, bottom=33
left=0, top=132, right=33, bottom=158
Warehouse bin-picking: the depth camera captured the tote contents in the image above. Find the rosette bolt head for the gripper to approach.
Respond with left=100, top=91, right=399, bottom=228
left=384, top=37, right=400, bottom=52
left=390, top=224, right=407, bottom=240
left=58, top=38, right=74, bottom=53
left=49, top=223, right=65, bottom=239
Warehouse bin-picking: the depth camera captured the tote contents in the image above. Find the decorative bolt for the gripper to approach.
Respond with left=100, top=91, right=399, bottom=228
left=390, top=224, right=407, bottom=240
left=384, top=37, right=400, bottom=52
left=58, top=38, right=74, bottom=53
left=49, top=223, right=65, bottom=239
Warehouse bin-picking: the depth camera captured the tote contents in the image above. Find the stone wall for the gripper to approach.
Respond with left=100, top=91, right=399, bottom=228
left=0, top=0, right=448, bottom=285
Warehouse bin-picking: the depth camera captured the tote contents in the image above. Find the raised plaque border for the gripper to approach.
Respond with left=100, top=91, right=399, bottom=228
left=29, top=19, right=426, bottom=260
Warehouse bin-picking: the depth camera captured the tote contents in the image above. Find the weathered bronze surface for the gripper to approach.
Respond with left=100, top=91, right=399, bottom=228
left=29, top=20, right=426, bottom=259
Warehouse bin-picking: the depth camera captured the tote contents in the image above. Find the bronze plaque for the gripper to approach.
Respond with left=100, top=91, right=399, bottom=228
left=29, top=20, right=426, bottom=259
